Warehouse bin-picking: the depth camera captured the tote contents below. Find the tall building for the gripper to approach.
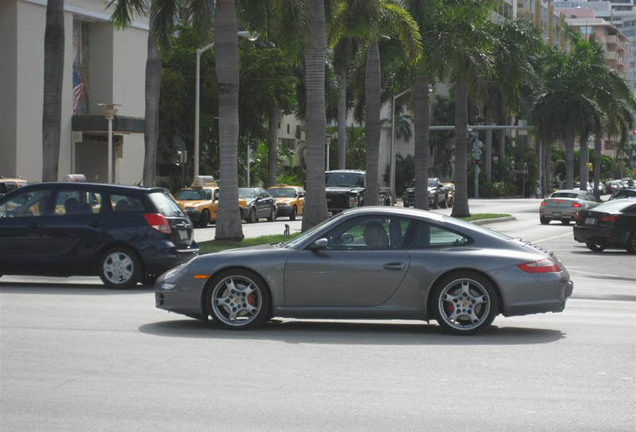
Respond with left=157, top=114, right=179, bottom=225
left=0, top=0, right=148, bottom=183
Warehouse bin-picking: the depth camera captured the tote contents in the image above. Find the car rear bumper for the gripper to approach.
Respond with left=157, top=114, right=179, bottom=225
left=573, top=225, right=629, bottom=246
left=140, top=241, right=199, bottom=277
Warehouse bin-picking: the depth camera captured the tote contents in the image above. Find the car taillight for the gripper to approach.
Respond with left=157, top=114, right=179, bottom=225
left=143, top=213, right=172, bottom=234
left=540, top=201, right=546, bottom=206
left=575, top=212, right=583, bottom=223
left=572, top=202, right=582, bottom=208
left=599, top=214, right=619, bottom=223
left=518, top=258, right=561, bottom=273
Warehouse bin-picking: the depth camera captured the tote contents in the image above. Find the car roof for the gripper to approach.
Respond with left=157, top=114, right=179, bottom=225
left=12, top=182, right=166, bottom=195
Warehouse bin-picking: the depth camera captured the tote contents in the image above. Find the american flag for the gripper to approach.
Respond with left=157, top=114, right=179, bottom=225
left=72, top=66, right=86, bottom=114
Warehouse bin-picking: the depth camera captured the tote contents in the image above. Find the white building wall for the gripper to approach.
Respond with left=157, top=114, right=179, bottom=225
left=0, top=1, right=18, bottom=177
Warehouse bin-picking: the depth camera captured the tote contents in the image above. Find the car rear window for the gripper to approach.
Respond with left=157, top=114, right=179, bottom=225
left=551, top=192, right=578, bottom=198
left=148, top=191, right=186, bottom=217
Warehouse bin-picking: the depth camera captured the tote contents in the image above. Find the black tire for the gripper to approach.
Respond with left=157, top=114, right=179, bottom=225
left=290, top=206, right=297, bottom=221
left=586, top=241, right=607, bottom=252
left=540, top=216, right=550, bottom=225
left=440, top=194, right=448, bottom=209
left=432, top=271, right=498, bottom=335
left=267, top=206, right=277, bottom=222
left=198, top=209, right=210, bottom=228
left=626, top=232, right=636, bottom=254
left=561, top=219, right=571, bottom=225
left=98, top=247, right=141, bottom=289
left=247, top=208, right=257, bottom=223
left=205, top=269, right=271, bottom=330
left=432, top=195, right=439, bottom=209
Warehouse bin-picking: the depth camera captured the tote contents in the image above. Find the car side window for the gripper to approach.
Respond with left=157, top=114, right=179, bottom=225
left=0, top=190, right=51, bottom=217
left=111, top=194, right=144, bottom=212
left=326, top=217, right=399, bottom=251
left=54, top=190, right=102, bottom=215
left=403, top=221, right=469, bottom=249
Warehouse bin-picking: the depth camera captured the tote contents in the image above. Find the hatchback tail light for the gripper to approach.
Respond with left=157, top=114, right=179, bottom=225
left=143, top=213, right=172, bottom=234
left=572, top=202, right=582, bottom=208
left=599, top=214, right=619, bottom=223
left=518, top=258, right=561, bottom=273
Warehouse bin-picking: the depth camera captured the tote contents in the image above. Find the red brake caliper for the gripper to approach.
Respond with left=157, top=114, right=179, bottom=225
left=247, top=293, right=257, bottom=306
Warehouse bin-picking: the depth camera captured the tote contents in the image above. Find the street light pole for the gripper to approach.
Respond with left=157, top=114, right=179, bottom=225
left=194, top=31, right=256, bottom=181
left=99, top=103, right=121, bottom=183
left=390, top=89, right=411, bottom=197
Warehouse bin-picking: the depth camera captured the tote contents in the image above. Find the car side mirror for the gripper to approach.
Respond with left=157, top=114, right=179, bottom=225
left=309, top=238, right=329, bottom=251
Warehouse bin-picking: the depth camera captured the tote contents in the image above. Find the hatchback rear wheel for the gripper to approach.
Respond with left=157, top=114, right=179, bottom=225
left=98, top=247, right=141, bottom=289
left=433, top=271, right=498, bottom=335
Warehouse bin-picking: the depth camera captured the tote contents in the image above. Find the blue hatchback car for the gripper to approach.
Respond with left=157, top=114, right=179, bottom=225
left=0, top=182, right=198, bottom=288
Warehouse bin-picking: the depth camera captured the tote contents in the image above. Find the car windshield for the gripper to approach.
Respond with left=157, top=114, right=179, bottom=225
left=591, top=199, right=636, bottom=213
left=268, top=188, right=296, bottom=198
left=427, top=179, right=438, bottom=187
left=326, top=172, right=364, bottom=187
left=175, top=189, right=211, bottom=200
left=148, top=192, right=186, bottom=217
left=238, top=188, right=256, bottom=199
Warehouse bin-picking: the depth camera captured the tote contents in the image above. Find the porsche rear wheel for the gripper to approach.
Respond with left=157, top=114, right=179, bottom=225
left=206, top=269, right=270, bottom=330
left=433, top=271, right=498, bottom=335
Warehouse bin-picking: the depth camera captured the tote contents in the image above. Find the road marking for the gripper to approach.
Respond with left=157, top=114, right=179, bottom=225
left=533, top=232, right=573, bottom=243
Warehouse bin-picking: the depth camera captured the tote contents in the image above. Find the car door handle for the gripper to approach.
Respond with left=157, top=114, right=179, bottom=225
left=383, top=262, right=406, bottom=271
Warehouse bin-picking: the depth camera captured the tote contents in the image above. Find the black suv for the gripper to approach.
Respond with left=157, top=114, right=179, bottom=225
left=325, top=170, right=366, bottom=213
left=0, top=182, right=198, bottom=288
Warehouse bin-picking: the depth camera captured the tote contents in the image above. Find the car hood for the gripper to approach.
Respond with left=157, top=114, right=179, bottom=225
left=179, top=200, right=211, bottom=207
left=274, top=198, right=296, bottom=204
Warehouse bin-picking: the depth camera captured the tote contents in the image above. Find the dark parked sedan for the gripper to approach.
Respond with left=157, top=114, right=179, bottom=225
left=573, top=199, right=636, bottom=253
left=156, top=207, right=573, bottom=334
left=0, top=182, right=199, bottom=288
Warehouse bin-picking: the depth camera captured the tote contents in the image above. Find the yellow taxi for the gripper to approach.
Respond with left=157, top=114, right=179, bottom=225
left=0, top=177, right=29, bottom=197
left=174, top=176, right=218, bottom=228
left=266, top=184, right=305, bottom=220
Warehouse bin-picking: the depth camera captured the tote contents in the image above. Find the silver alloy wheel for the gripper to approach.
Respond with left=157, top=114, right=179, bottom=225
left=211, top=275, right=262, bottom=327
left=102, top=251, right=135, bottom=285
left=437, top=277, right=491, bottom=331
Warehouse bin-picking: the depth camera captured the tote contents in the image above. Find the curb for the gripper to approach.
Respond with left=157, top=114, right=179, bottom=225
left=471, top=216, right=516, bottom=225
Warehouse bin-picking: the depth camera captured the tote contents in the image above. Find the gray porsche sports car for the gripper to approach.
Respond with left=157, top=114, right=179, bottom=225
left=155, top=207, right=573, bottom=334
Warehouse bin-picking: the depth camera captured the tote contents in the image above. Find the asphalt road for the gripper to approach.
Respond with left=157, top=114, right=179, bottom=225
left=1, top=198, right=634, bottom=432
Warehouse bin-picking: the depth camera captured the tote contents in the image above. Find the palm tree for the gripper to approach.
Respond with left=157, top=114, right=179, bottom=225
left=108, top=0, right=162, bottom=188
left=333, top=0, right=420, bottom=206
left=444, top=1, right=496, bottom=218
left=42, top=0, right=65, bottom=182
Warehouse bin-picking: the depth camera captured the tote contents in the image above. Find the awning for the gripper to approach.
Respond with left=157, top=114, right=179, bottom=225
left=71, top=115, right=145, bottom=134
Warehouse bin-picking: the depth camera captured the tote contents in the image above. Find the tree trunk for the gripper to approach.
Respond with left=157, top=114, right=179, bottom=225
left=301, top=0, right=328, bottom=231
left=214, top=0, right=244, bottom=240
left=564, top=120, right=575, bottom=189
left=413, top=75, right=430, bottom=210
left=593, top=136, right=602, bottom=198
left=143, top=27, right=160, bottom=187
left=42, top=0, right=65, bottom=182
left=451, top=80, right=470, bottom=218
left=337, top=60, right=347, bottom=170
left=484, top=108, right=494, bottom=181
left=268, top=104, right=279, bottom=187
left=579, top=132, right=589, bottom=190
left=364, top=40, right=381, bottom=206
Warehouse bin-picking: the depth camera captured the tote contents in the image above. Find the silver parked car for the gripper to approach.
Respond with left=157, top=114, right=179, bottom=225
left=539, top=189, right=600, bottom=225
left=156, top=207, right=573, bottom=334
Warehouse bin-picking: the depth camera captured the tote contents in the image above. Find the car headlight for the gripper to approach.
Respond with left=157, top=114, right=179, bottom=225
left=158, top=282, right=177, bottom=290
left=349, top=195, right=359, bottom=207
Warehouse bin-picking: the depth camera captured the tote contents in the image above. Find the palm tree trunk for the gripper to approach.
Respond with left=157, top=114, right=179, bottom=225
left=364, top=40, right=381, bottom=206
left=337, top=60, right=347, bottom=170
left=593, top=136, right=602, bottom=198
left=413, top=75, right=430, bottom=210
left=268, top=104, right=279, bottom=187
left=484, top=108, right=494, bottom=181
left=42, top=0, right=65, bottom=182
left=451, top=80, right=470, bottom=218
left=579, top=132, right=589, bottom=190
left=564, top=119, right=575, bottom=189
left=143, top=27, right=160, bottom=187
left=214, top=0, right=244, bottom=240
left=301, top=0, right=328, bottom=231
